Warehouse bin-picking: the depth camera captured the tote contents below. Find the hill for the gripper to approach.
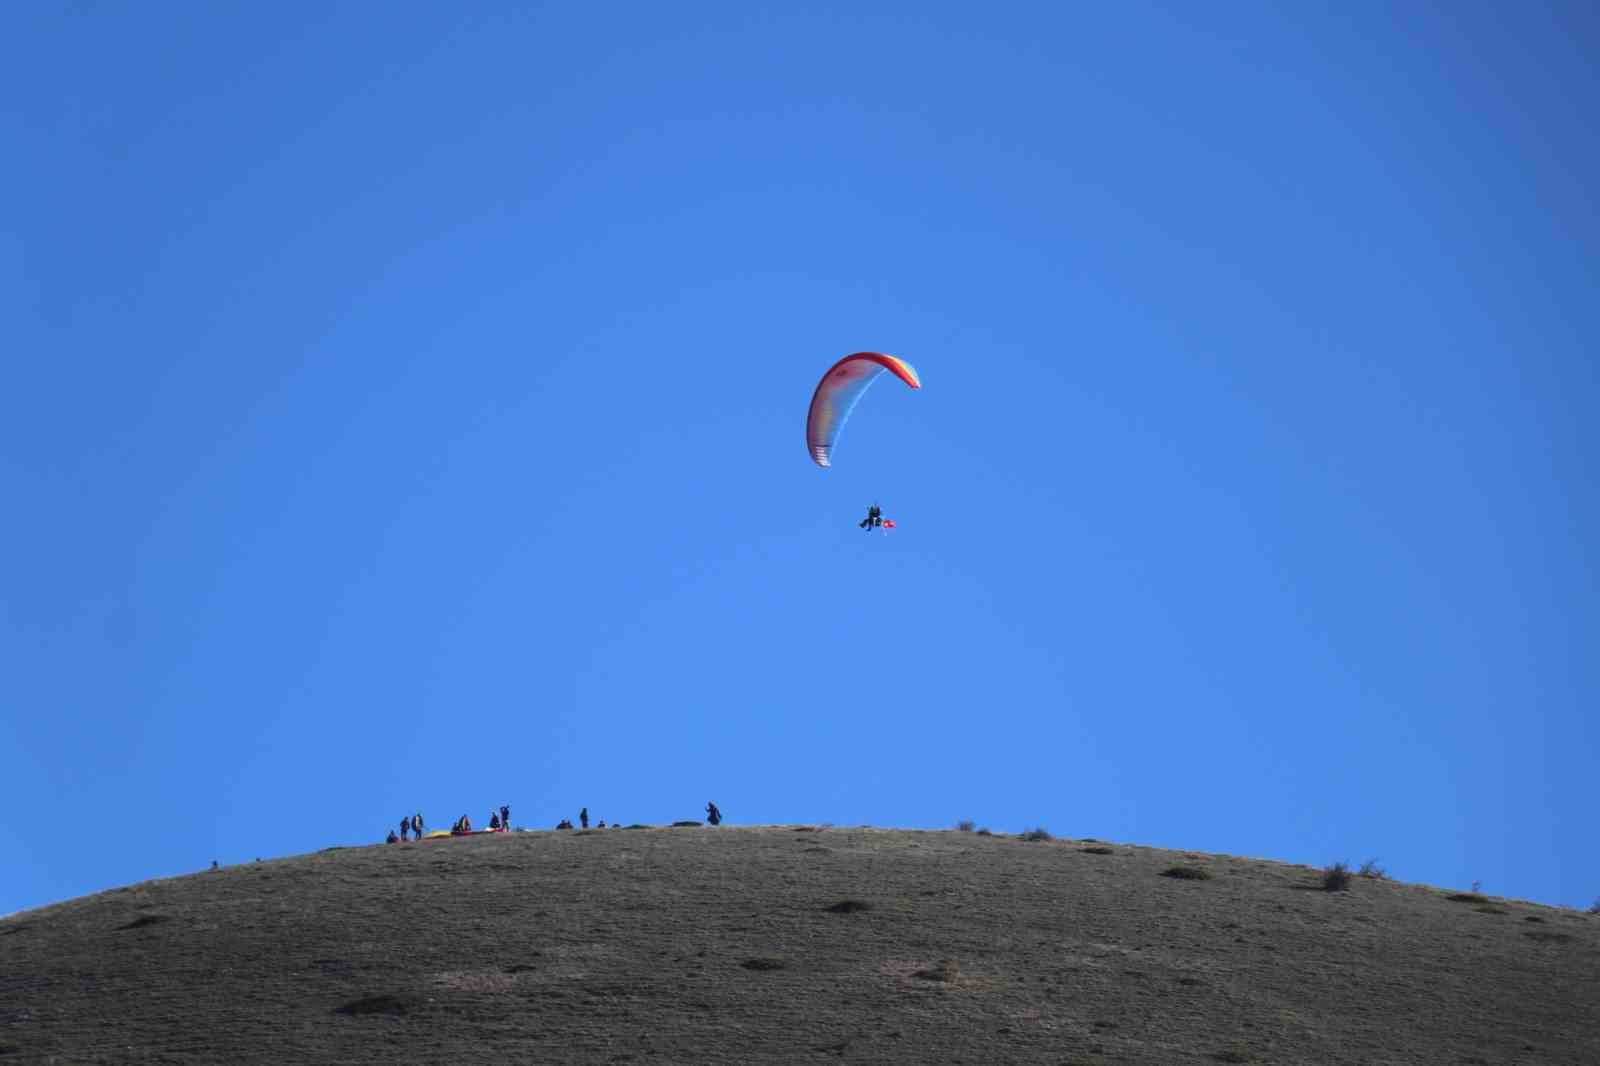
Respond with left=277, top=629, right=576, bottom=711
left=2, top=826, right=1596, bottom=1064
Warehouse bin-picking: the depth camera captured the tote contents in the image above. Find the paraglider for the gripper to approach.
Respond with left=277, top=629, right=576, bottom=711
left=858, top=504, right=898, bottom=532
left=808, top=351, right=920, bottom=533
left=805, top=352, right=920, bottom=468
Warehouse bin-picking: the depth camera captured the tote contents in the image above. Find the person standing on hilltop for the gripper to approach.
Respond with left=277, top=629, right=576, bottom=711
left=413, top=812, right=424, bottom=838
left=500, top=804, right=511, bottom=830
left=579, top=807, right=589, bottom=829
left=706, top=802, right=722, bottom=826
left=399, top=815, right=410, bottom=841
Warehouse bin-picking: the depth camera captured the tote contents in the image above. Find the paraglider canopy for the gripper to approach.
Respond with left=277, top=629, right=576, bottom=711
left=806, top=352, right=920, bottom=468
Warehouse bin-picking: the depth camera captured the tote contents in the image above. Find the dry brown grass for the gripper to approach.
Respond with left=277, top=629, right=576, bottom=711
left=2, top=827, right=1596, bottom=1064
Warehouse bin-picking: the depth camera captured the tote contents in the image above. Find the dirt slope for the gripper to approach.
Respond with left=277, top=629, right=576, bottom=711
left=2, top=827, right=1596, bottom=1064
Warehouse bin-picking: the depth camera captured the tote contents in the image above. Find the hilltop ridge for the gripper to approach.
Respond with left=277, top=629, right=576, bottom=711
left=2, top=826, right=1595, bottom=1064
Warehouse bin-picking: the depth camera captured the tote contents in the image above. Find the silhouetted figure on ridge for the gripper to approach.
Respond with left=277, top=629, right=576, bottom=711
left=413, top=812, right=424, bottom=838
left=386, top=830, right=398, bottom=844
left=706, top=802, right=722, bottom=826
left=399, top=816, right=410, bottom=842
left=500, top=804, right=511, bottom=830
left=580, top=807, right=589, bottom=829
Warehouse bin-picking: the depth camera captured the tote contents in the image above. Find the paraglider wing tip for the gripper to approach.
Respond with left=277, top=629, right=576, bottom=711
left=811, top=447, right=832, bottom=468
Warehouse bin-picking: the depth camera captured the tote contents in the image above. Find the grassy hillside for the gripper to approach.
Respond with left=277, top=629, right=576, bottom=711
left=2, top=826, right=1596, bottom=1064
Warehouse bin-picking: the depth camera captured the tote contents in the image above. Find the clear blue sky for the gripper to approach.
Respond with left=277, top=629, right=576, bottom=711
left=4, top=2, right=1596, bottom=916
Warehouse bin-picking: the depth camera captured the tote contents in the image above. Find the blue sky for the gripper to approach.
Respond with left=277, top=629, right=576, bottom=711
left=4, top=2, right=1596, bottom=916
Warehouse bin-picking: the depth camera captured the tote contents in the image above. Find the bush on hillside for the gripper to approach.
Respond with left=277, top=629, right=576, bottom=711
left=1020, top=827, right=1053, bottom=842
left=1161, top=865, right=1212, bottom=881
left=956, top=820, right=975, bottom=833
left=1358, top=858, right=1388, bottom=879
left=1322, top=862, right=1352, bottom=892
left=825, top=899, right=872, bottom=914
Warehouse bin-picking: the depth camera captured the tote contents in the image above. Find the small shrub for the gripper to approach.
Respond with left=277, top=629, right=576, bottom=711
left=1322, top=862, right=1352, bottom=892
left=976, top=827, right=993, bottom=836
left=1212, top=1050, right=1251, bottom=1064
left=1080, top=845, right=1115, bottom=855
left=1446, top=892, right=1487, bottom=904
left=334, top=994, right=421, bottom=1017
left=1020, top=827, right=1053, bottom=842
left=1358, top=858, right=1388, bottom=879
left=740, top=958, right=786, bottom=971
left=115, top=914, right=170, bottom=931
left=670, top=820, right=703, bottom=827
left=956, top=820, right=975, bottom=833
left=1161, top=865, right=1212, bottom=881
left=825, top=899, right=872, bottom=914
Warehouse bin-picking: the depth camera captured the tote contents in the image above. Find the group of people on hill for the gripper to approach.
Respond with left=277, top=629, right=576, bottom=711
left=387, top=811, right=425, bottom=844
left=384, top=801, right=724, bottom=842
left=556, top=807, right=606, bottom=830
left=384, top=805, right=511, bottom=844
left=451, top=805, right=511, bottom=834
